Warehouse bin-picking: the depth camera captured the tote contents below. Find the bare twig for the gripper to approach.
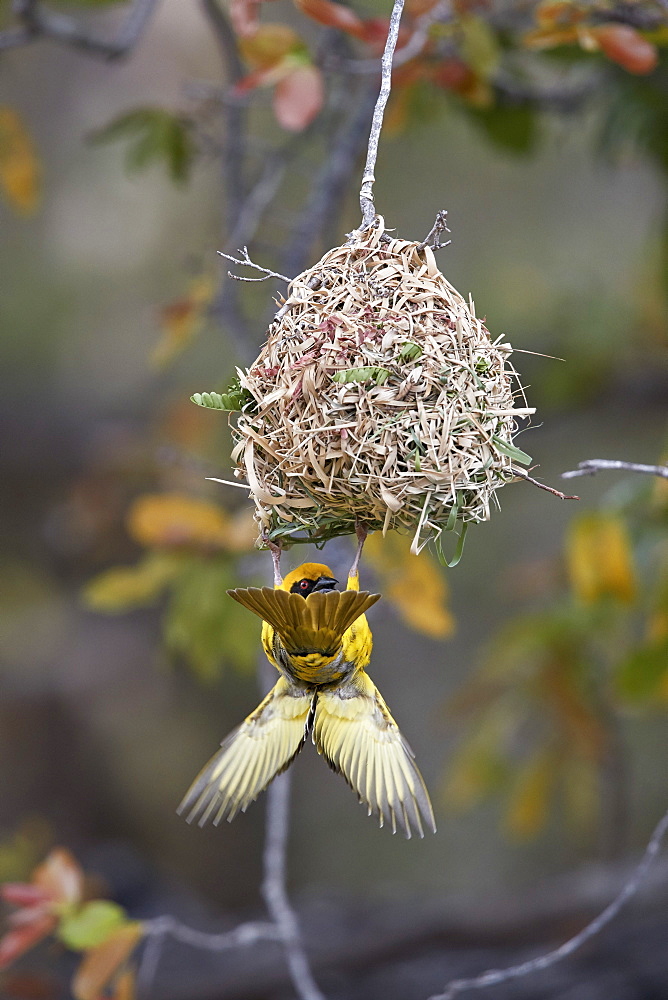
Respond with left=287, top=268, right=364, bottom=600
left=562, top=459, right=668, bottom=480
left=219, top=247, right=290, bottom=284
left=429, top=806, right=668, bottom=1000
left=511, top=466, right=579, bottom=500
left=348, top=0, right=452, bottom=74
left=136, top=917, right=281, bottom=998
left=418, top=209, right=451, bottom=251
left=200, top=0, right=254, bottom=360
left=262, top=775, right=326, bottom=1000
left=281, top=79, right=378, bottom=278
left=3, top=0, right=160, bottom=59
left=359, top=0, right=406, bottom=227
left=0, top=24, right=32, bottom=49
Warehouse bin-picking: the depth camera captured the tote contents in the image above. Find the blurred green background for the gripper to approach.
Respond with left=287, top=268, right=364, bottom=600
left=1, top=0, right=668, bottom=986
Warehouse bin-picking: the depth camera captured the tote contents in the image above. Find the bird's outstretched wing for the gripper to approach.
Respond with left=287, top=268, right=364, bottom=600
left=313, top=673, right=436, bottom=838
left=178, top=678, right=314, bottom=825
left=227, top=587, right=380, bottom=655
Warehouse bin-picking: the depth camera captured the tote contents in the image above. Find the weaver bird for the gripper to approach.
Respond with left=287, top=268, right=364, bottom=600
left=178, top=541, right=435, bottom=838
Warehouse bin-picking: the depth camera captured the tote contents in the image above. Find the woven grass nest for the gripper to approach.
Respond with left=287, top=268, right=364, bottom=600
left=225, top=221, right=534, bottom=554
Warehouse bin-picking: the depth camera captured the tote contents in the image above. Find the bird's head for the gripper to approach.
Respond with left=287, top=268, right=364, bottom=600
left=282, top=562, right=339, bottom=597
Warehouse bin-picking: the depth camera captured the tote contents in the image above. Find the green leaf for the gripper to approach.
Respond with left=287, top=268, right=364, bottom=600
left=615, top=639, right=668, bottom=702
left=399, top=342, right=423, bottom=362
left=165, top=558, right=257, bottom=680
left=492, top=436, right=532, bottom=465
left=460, top=14, right=501, bottom=80
left=433, top=522, right=468, bottom=568
left=57, top=901, right=127, bottom=951
left=191, top=378, right=254, bottom=412
left=467, top=104, right=538, bottom=155
left=90, top=108, right=195, bottom=184
left=332, top=366, right=391, bottom=385
left=83, top=551, right=181, bottom=613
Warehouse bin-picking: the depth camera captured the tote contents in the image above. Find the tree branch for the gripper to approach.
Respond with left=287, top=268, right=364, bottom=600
left=428, top=806, right=668, bottom=1000
left=200, top=0, right=254, bottom=361
left=2, top=0, right=160, bottom=59
left=562, top=459, right=668, bottom=480
left=262, top=775, right=326, bottom=1000
left=511, top=466, right=579, bottom=500
left=359, top=0, right=406, bottom=227
left=348, top=0, right=452, bottom=74
left=281, top=78, right=378, bottom=279
left=219, top=246, right=290, bottom=283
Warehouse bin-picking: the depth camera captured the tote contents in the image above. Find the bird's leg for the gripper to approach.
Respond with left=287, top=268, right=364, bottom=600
left=263, top=537, right=283, bottom=587
left=348, top=522, right=368, bottom=584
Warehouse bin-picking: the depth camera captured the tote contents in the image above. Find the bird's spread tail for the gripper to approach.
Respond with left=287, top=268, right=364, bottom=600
left=178, top=678, right=313, bottom=825
left=227, top=587, right=380, bottom=656
left=313, top=673, right=436, bottom=839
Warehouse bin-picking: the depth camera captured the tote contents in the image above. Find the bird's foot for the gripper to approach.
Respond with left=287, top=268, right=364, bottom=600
left=349, top=522, right=368, bottom=580
left=262, top=536, right=283, bottom=587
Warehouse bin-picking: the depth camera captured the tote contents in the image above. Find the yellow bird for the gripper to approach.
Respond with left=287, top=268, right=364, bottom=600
left=178, top=551, right=435, bottom=838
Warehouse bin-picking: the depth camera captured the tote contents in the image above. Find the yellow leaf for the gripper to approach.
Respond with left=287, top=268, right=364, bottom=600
left=566, top=512, right=636, bottom=604
left=522, top=25, right=580, bottom=49
left=365, top=532, right=454, bottom=639
left=126, top=493, right=232, bottom=551
left=151, top=275, right=214, bottom=369
left=224, top=507, right=258, bottom=552
left=113, top=968, right=137, bottom=1000
left=458, top=15, right=500, bottom=80
left=0, top=107, right=41, bottom=215
left=561, top=755, right=599, bottom=834
left=72, top=924, right=143, bottom=1000
left=83, top=552, right=180, bottom=612
left=503, top=749, right=556, bottom=840
left=239, top=23, right=303, bottom=69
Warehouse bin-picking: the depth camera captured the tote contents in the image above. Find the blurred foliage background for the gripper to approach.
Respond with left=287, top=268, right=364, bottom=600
left=1, top=0, right=668, bottom=996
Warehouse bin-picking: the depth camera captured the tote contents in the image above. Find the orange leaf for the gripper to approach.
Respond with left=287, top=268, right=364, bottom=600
left=111, top=968, right=136, bottom=1000
left=152, top=275, right=214, bottom=369
left=522, top=25, right=579, bottom=49
left=503, top=749, right=556, bottom=840
left=126, top=493, right=231, bottom=550
left=72, top=925, right=142, bottom=1000
left=293, top=0, right=367, bottom=39
left=433, top=58, right=476, bottom=93
left=273, top=65, right=324, bottom=132
left=590, top=23, right=658, bottom=74
left=534, top=0, right=585, bottom=29
left=33, top=849, right=83, bottom=907
left=0, top=107, right=41, bottom=215
left=239, top=24, right=303, bottom=69
left=405, top=0, right=440, bottom=15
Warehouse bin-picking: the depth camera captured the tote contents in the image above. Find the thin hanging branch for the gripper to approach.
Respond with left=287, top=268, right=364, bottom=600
left=428, top=806, right=668, bottom=1000
left=359, top=0, right=406, bottom=228
left=262, top=774, right=326, bottom=1000
left=219, top=247, right=290, bottom=284
left=562, top=458, right=668, bottom=480
left=511, top=466, right=579, bottom=500
left=2, top=0, right=160, bottom=58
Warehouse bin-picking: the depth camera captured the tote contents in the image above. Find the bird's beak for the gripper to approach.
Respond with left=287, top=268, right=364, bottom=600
left=311, top=576, right=338, bottom=592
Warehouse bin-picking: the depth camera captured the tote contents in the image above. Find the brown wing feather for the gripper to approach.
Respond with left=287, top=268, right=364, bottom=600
left=228, top=588, right=380, bottom=655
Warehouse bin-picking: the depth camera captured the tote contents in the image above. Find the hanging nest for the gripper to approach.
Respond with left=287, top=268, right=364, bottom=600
left=216, top=222, right=534, bottom=553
